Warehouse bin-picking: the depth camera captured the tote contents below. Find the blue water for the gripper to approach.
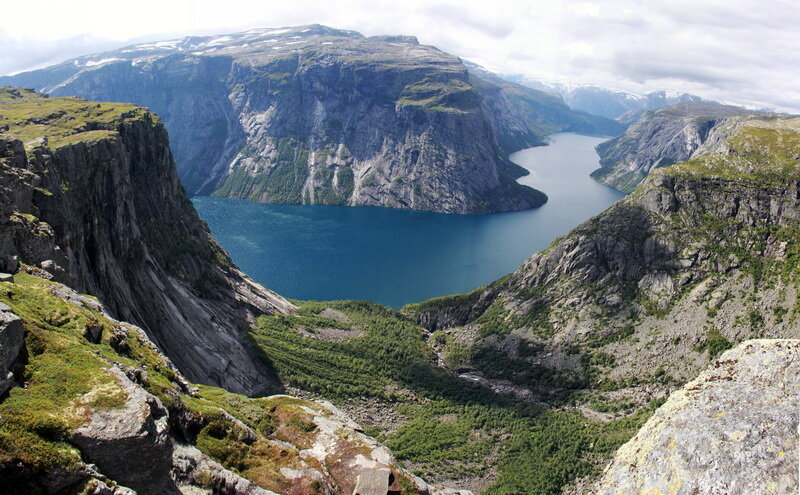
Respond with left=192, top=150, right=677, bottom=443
left=192, top=133, right=625, bottom=308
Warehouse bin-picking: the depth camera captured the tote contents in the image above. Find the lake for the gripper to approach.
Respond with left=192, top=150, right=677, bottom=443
left=192, top=133, right=625, bottom=308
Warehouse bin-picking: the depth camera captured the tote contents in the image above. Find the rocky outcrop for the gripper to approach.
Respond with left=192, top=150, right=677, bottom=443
left=2, top=25, right=620, bottom=214
left=0, top=276, right=449, bottom=494
left=0, top=88, right=294, bottom=395
left=592, top=101, right=760, bottom=192
left=0, top=302, right=23, bottom=396
left=71, top=366, right=174, bottom=493
left=598, top=339, right=799, bottom=494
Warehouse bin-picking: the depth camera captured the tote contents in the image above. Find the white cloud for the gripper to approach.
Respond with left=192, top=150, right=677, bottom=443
left=1, top=0, right=799, bottom=112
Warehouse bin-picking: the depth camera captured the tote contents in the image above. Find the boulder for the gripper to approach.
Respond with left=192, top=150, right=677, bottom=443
left=71, top=367, right=175, bottom=493
left=0, top=303, right=23, bottom=395
left=598, top=339, right=800, bottom=494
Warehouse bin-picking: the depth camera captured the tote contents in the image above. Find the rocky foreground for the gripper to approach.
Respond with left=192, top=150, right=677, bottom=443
left=0, top=275, right=459, bottom=494
left=599, top=339, right=798, bottom=494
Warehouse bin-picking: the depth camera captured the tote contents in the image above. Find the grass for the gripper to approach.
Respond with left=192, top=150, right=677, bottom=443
left=248, top=299, right=650, bottom=493
left=0, top=275, right=167, bottom=473
left=0, top=87, right=154, bottom=149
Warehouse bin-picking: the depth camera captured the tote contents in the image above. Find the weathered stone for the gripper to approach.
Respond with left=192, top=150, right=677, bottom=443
left=71, top=367, right=174, bottom=493
left=0, top=272, right=13, bottom=283
left=598, top=339, right=800, bottom=494
left=353, top=467, right=391, bottom=495
left=83, top=323, right=103, bottom=344
left=171, top=444, right=279, bottom=495
left=0, top=303, right=23, bottom=395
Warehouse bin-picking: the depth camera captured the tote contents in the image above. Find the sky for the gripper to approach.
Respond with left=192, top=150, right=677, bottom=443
left=2, top=0, right=799, bottom=112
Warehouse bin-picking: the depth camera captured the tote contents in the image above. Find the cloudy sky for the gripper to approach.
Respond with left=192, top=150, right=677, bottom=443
left=2, top=0, right=799, bottom=112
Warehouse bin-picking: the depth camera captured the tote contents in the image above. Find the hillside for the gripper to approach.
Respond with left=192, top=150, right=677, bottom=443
left=402, top=115, right=800, bottom=489
left=0, top=274, right=450, bottom=494
left=1, top=25, right=620, bottom=214
left=592, top=101, right=760, bottom=192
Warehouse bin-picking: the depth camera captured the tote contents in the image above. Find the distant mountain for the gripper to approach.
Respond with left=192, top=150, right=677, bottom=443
left=1, top=25, right=621, bottom=214
left=592, top=101, right=761, bottom=192
left=504, top=75, right=709, bottom=120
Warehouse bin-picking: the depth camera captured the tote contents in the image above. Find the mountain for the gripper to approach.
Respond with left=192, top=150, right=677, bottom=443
left=504, top=75, right=709, bottom=120
left=599, top=339, right=798, bottom=494
left=403, top=114, right=800, bottom=489
left=464, top=62, right=624, bottom=143
left=592, top=101, right=761, bottom=192
left=0, top=88, right=294, bottom=395
left=0, top=25, right=619, bottom=215
left=1, top=86, right=796, bottom=492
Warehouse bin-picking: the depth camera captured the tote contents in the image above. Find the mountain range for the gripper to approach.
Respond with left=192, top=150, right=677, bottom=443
left=0, top=24, right=797, bottom=495
left=1, top=25, right=621, bottom=215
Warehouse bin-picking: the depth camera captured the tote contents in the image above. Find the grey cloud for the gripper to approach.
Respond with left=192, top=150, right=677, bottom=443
left=423, top=4, right=514, bottom=38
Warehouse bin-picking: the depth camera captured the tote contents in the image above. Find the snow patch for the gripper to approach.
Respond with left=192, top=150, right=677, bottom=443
left=85, top=58, right=123, bottom=67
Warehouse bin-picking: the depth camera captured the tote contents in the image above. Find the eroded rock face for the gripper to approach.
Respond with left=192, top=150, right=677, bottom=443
left=2, top=25, right=618, bottom=214
left=592, top=101, right=759, bottom=192
left=598, top=339, right=799, bottom=494
left=0, top=89, right=294, bottom=395
left=0, top=302, right=23, bottom=395
left=71, top=367, right=174, bottom=493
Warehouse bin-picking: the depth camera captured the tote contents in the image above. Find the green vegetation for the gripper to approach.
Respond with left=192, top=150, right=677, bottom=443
left=214, top=136, right=310, bottom=203
left=250, top=300, right=650, bottom=492
left=695, top=327, right=733, bottom=359
left=396, top=79, right=479, bottom=113
left=0, top=275, right=180, bottom=473
left=0, top=87, right=153, bottom=149
left=312, top=166, right=355, bottom=205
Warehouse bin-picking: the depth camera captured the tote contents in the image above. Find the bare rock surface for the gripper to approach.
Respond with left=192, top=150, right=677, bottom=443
left=598, top=339, right=799, bottom=495
left=0, top=302, right=23, bottom=395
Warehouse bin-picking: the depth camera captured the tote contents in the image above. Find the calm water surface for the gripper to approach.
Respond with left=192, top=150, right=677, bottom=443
left=192, top=133, right=625, bottom=307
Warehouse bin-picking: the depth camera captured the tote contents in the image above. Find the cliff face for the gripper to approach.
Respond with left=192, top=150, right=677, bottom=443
left=0, top=88, right=294, bottom=395
left=404, top=115, right=800, bottom=421
left=2, top=25, right=619, bottom=214
left=599, top=339, right=799, bottom=494
left=591, top=101, right=759, bottom=192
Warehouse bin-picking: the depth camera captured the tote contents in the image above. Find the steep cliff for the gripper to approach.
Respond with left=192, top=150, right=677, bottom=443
left=0, top=275, right=449, bottom=494
left=592, top=101, right=759, bottom=192
left=598, top=339, right=798, bottom=494
left=1, top=25, right=619, bottom=214
left=0, top=88, right=294, bottom=395
left=404, top=115, right=800, bottom=429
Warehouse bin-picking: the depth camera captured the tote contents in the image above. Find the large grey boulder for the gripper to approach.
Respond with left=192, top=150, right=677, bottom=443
left=71, top=367, right=175, bottom=493
left=0, top=302, right=23, bottom=395
left=598, top=339, right=799, bottom=494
